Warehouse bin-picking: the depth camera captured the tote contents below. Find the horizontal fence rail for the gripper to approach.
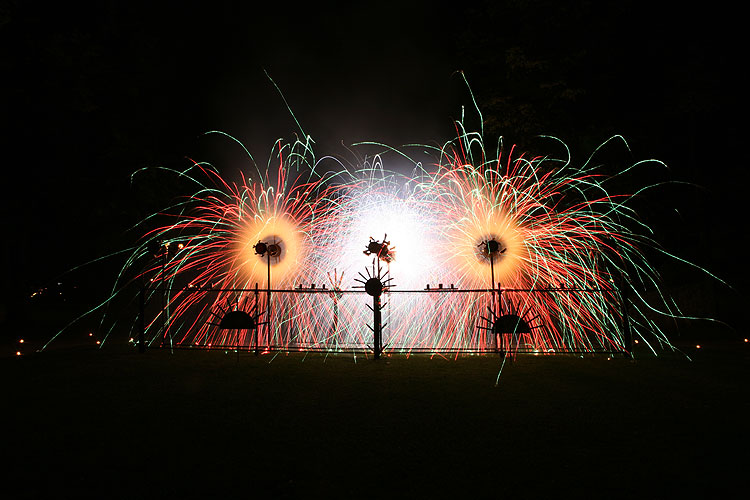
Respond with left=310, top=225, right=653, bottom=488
left=138, top=285, right=631, bottom=356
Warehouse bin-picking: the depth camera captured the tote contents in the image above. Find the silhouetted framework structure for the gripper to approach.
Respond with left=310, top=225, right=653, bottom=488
left=137, top=284, right=632, bottom=357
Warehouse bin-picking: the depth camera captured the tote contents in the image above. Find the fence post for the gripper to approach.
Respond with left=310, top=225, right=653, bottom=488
left=138, top=284, right=146, bottom=353
left=373, top=294, right=382, bottom=359
left=254, top=282, right=259, bottom=355
left=619, top=278, right=633, bottom=358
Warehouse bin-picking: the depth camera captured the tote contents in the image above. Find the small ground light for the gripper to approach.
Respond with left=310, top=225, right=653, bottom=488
left=744, top=339, right=748, bottom=343
left=19, top=339, right=24, bottom=343
left=16, top=351, right=21, bottom=356
left=696, top=345, right=701, bottom=349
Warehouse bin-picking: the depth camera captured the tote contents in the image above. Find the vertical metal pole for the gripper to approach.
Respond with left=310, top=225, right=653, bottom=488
left=619, top=278, right=633, bottom=358
left=489, top=250, right=496, bottom=352
left=236, top=292, right=240, bottom=362
left=331, top=298, right=339, bottom=348
left=385, top=262, right=390, bottom=350
left=373, top=294, right=382, bottom=359
left=489, top=251, right=495, bottom=291
left=497, top=285, right=504, bottom=357
left=254, top=282, right=259, bottom=356
left=267, top=252, right=272, bottom=348
left=138, top=284, right=146, bottom=353
left=162, top=252, right=167, bottom=347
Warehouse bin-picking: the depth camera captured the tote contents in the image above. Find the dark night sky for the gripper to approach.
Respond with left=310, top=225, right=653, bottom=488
left=1, top=0, right=744, bottom=328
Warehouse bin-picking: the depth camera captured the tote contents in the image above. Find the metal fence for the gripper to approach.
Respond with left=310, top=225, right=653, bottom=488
left=138, top=284, right=631, bottom=356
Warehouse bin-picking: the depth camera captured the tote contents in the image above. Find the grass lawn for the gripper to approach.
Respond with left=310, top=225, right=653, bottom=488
left=3, top=339, right=748, bottom=499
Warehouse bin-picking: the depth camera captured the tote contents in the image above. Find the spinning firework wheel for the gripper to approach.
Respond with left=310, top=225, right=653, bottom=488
left=363, top=234, right=395, bottom=263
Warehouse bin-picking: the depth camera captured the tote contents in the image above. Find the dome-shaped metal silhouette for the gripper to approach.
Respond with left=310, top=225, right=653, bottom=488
left=493, top=314, right=531, bottom=334
left=219, top=310, right=257, bottom=330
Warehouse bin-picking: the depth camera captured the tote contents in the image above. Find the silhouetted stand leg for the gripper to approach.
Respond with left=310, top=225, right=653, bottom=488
left=138, top=284, right=146, bottom=353
left=619, top=277, right=633, bottom=358
left=266, top=252, right=272, bottom=349
left=162, top=253, right=168, bottom=347
left=497, top=284, right=505, bottom=358
left=373, top=295, right=382, bottom=359
left=331, top=299, right=339, bottom=348
left=254, top=283, right=259, bottom=356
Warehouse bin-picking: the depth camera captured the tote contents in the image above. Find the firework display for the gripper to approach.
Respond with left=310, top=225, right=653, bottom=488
left=62, top=110, right=705, bottom=357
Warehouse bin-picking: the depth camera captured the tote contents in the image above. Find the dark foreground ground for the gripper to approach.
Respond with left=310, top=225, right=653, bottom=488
left=3, top=338, right=748, bottom=499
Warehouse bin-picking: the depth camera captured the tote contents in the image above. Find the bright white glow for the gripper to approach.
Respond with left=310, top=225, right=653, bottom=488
left=331, top=190, right=442, bottom=289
